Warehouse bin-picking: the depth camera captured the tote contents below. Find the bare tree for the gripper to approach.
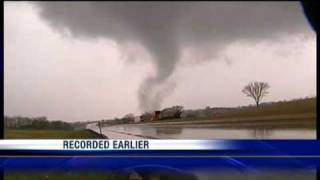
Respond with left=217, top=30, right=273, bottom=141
left=242, top=82, right=270, bottom=107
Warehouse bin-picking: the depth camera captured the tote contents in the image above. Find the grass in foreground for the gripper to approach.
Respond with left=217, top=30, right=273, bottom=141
left=4, top=170, right=315, bottom=180
left=5, top=171, right=126, bottom=180
left=5, top=129, right=101, bottom=139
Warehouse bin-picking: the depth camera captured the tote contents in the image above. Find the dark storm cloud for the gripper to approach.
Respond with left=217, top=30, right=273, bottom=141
left=34, top=1, right=310, bottom=112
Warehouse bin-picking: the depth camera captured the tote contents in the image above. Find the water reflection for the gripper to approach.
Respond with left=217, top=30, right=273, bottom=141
left=248, top=127, right=274, bottom=139
left=155, top=127, right=183, bottom=135
left=89, top=123, right=315, bottom=139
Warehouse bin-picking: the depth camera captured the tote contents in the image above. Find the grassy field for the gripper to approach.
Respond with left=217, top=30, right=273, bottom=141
left=5, top=171, right=126, bottom=180
left=214, top=97, right=316, bottom=119
left=172, top=97, right=316, bottom=121
left=4, top=170, right=315, bottom=180
left=5, top=129, right=102, bottom=139
left=138, top=98, right=316, bottom=129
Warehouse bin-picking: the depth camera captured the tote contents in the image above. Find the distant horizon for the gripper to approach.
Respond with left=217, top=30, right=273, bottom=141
left=5, top=96, right=316, bottom=123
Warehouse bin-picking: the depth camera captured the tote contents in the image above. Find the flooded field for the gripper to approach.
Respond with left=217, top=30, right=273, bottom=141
left=88, top=123, right=316, bottom=139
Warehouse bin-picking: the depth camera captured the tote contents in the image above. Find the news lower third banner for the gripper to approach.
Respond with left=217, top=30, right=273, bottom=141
left=0, top=139, right=319, bottom=155
left=0, top=139, right=228, bottom=151
left=0, top=140, right=234, bottom=154
left=0, top=140, right=320, bottom=169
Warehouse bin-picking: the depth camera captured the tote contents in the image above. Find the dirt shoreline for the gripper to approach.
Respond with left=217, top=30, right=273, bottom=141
left=86, top=129, right=108, bottom=139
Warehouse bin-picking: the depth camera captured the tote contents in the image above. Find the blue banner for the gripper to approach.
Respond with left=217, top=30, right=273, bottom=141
left=1, top=140, right=320, bottom=170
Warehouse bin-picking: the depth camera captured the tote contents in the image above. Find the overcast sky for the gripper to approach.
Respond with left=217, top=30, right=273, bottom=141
left=4, top=2, right=316, bottom=122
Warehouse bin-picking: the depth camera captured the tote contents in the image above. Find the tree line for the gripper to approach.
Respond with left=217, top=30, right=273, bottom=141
left=4, top=116, right=74, bottom=130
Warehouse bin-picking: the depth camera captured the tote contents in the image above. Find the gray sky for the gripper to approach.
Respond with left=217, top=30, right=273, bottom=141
left=4, top=2, right=316, bottom=122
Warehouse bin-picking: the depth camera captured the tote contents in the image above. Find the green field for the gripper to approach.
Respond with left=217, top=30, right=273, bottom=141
left=4, top=170, right=315, bottom=180
left=162, top=97, right=316, bottom=122
left=214, top=97, right=316, bottom=119
left=5, top=129, right=102, bottom=139
left=138, top=98, right=316, bottom=129
left=5, top=171, right=126, bottom=180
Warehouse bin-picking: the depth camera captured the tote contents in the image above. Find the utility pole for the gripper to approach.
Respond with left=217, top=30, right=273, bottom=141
left=98, top=121, right=102, bottom=135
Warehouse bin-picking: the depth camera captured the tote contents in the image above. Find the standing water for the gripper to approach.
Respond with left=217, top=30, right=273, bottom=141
left=88, top=124, right=316, bottom=139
